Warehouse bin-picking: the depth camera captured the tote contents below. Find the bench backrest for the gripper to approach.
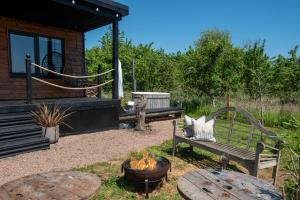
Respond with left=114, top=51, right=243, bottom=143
left=205, top=107, right=279, bottom=152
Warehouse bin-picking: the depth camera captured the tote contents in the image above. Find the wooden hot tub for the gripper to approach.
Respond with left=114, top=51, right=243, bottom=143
left=132, top=92, right=170, bottom=109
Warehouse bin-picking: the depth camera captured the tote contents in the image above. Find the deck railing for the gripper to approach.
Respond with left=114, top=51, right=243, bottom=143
left=25, top=54, right=113, bottom=104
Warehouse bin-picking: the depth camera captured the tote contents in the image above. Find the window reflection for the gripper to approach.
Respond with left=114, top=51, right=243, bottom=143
left=39, top=37, right=63, bottom=76
left=10, top=34, right=35, bottom=73
left=9, top=32, right=64, bottom=77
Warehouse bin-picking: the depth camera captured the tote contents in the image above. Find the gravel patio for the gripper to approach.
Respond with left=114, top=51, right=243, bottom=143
left=0, top=120, right=173, bottom=186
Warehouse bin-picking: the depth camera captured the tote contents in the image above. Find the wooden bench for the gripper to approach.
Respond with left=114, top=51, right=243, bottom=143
left=172, top=107, right=284, bottom=185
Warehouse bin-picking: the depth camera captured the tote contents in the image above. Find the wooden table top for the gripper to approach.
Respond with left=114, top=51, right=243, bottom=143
left=177, top=169, right=282, bottom=200
left=0, top=171, right=101, bottom=200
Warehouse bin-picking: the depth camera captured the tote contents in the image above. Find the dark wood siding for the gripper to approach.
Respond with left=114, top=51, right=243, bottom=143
left=0, top=16, right=84, bottom=100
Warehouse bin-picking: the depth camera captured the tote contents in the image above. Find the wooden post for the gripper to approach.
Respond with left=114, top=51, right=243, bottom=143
left=112, top=18, right=119, bottom=99
left=25, top=54, right=32, bottom=104
left=132, top=58, right=137, bottom=92
left=172, top=120, right=177, bottom=156
left=259, top=94, right=264, bottom=126
left=135, top=96, right=147, bottom=131
left=226, top=93, right=231, bottom=107
left=97, top=64, right=102, bottom=98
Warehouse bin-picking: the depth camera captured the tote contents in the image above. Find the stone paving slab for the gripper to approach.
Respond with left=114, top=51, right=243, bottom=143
left=0, top=171, right=101, bottom=200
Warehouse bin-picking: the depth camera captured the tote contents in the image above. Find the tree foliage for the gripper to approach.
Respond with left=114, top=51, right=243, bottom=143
left=182, top=29, right=244, bottom=101
left=243, top=40, right=271, bottom=99
left=271, top=46, right=300, bottom=103
left=85, top=28, right=300, bottom=105
left=85, top=28, right=177, bottom=92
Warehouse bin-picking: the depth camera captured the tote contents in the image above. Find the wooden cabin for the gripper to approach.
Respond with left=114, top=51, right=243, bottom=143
left=0, top=0, right=129, bottom=158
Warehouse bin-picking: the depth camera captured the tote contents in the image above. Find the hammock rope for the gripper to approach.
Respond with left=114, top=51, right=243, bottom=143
left=32, top=77, right=114, bottom=90
left=31, top=63, right=114, bottom=79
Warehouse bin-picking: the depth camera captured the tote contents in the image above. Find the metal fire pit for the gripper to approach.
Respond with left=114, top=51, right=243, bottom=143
left=121, top=157, right=171, bottom=199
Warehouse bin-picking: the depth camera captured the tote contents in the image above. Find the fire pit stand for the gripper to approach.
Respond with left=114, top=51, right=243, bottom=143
left=121, top=157, right=171, bottom=199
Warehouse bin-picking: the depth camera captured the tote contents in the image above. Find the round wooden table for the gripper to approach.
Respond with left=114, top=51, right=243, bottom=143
left=0, top=171, right=101, bottom=200
left=177, top=169, right=282, bottom=200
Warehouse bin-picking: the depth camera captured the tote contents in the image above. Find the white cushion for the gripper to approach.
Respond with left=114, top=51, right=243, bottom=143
left=184, top=115, right=205, bottom=126
left=191, top=118, right=216, bottom=142
left=183, top=115, right=206, bottom=137
left=194, top=116, right=206, bottom=124
left=184, top=115, right=193, bottom=127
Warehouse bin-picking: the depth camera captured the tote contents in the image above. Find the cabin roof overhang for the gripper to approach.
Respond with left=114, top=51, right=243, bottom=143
left=0, top=0, right=129, bottom=32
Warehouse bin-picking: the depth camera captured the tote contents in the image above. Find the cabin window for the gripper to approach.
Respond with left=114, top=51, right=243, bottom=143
left=9, top=31, right=64, bottom=78
left=9, top=33, right=36, bottom=74
left=38, top=37, right=64, bottom=77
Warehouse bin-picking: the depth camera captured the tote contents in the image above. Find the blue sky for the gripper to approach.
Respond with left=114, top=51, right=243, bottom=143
left=85, top=0, right=300, bottom=57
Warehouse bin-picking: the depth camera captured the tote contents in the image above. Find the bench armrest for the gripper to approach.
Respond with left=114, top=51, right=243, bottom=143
left=256, top=140, right=283, bottom=155
left=255, top=141, right=279, bottom=167
left=256, top=141, right=266, bottom=154
left=268, top=135, right=285, bottom=144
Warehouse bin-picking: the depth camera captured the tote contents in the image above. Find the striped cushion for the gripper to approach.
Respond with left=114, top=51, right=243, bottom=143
left=183, top=115, right=206, bottom=137
left=191, top=118, right=216, bottom=142
left=184, top=115, right=193, bottom=128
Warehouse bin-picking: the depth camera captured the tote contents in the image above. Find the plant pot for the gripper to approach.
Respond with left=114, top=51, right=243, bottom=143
left=42, top=125, right=59, bottom=144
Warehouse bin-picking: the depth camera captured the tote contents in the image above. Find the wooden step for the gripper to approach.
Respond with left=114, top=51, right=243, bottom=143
left=0, top=130, right=42, bottom=141
left=0, top=111, right=49, bottom=159
left=0, top=124, right=40, bottom=134
left=0, top=119, right=34, bottom=127
left=0, top=123, right=42, bottom=141
left=0, top=136, right=49, bottom=151
left=0, top=113, right=30, bottom=122
left=0, top=142, right=49, bottom=159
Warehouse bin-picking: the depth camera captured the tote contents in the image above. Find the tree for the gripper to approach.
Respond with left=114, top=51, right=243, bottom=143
left=243, top=40, right=271, bottom=124
left=86, top=29, right=178, bottom=94
left=85, top=27, right=300, bottom=116
left=271, top=46, right=300, bottom=104
left=182, top=29, right=244, bottom=106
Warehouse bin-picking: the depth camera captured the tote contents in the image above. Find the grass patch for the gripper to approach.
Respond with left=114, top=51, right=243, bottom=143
left=74, top=139, right=243, bottom=199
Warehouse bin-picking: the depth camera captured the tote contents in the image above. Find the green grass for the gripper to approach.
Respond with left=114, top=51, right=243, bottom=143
left=75, top=141, right=195, bottom=199
left=74, top=139, right=245, bottom=200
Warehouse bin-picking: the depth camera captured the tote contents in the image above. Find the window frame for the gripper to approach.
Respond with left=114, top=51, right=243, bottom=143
left=8, top=30, right=65, bottom=78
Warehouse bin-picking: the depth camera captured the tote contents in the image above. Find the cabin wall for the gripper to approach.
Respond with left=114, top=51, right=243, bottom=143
left=0, top=16, right=84, bottom=100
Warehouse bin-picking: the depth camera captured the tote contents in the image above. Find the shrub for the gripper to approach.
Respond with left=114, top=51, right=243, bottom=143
left=282, top=146, right=300, bottom=200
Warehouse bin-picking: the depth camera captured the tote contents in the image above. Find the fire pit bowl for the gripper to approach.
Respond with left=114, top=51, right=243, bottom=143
left=122, top=156, right=171, bottom=182
left=121, top=156, right=171, bottom=198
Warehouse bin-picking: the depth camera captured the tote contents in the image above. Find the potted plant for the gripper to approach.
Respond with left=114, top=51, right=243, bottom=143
left=30, top=104, right=73, bottom=144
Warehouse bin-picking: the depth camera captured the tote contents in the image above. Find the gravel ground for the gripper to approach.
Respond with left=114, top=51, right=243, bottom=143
left=0, top=120, right=173, bottom=186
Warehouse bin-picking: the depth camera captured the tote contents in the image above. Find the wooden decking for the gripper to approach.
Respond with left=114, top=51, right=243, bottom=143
left=0, top=97, right=120, bottom=158
left=0, top=97, right=120, bottom=134
left=0, top=97, right=115, bottom=108
left=0, top=97, right=181, bottom=158
left=0, top=99, right=102, bottom=159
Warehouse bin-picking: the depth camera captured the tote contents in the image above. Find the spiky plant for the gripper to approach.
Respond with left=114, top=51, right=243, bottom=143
left=282, top=146, right=300, bottom=200
left=30, top=104, right=74, bottom=128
